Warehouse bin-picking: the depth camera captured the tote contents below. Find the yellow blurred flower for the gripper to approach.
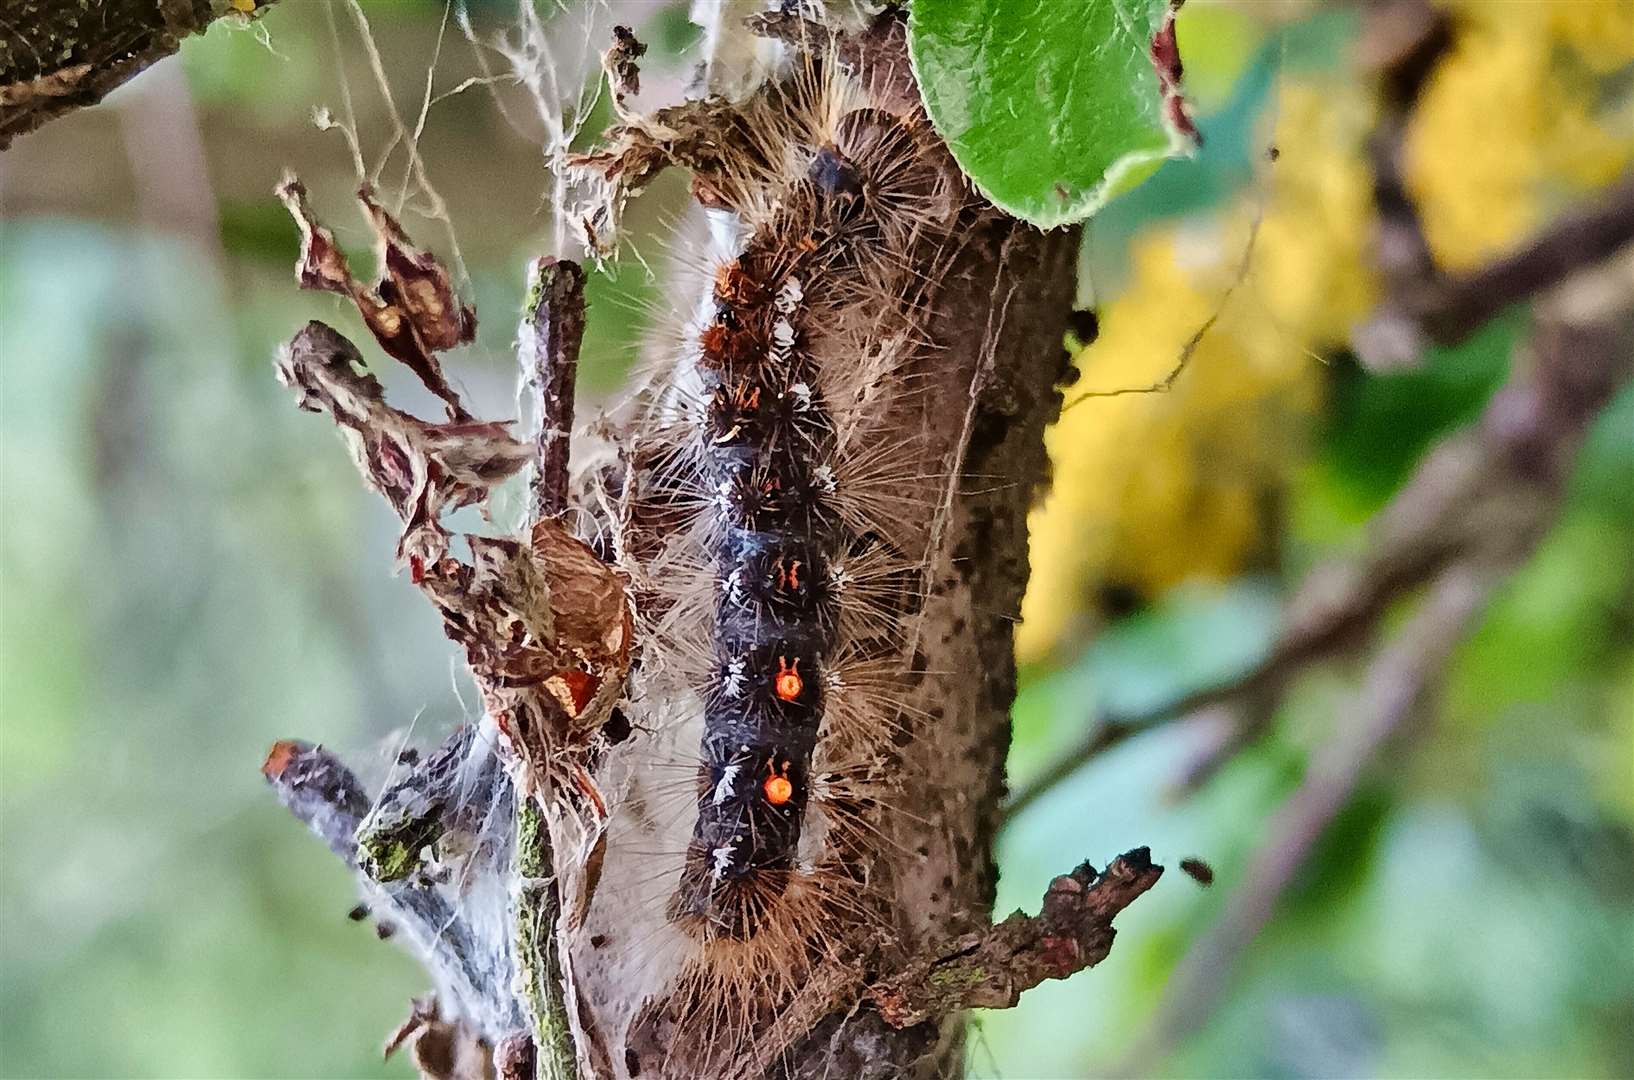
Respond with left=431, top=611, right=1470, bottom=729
left=1017, top=80, right=1375, bottom=664
left=1407, top=1, right=1634, bottom=270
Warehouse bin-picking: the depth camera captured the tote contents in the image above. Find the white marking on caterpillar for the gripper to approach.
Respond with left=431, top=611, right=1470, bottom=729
left=711, top=842, right=736, bottom=880
left=812, top=463, right=837, bottom=494
left=829, top=560, right=850, bottom=592
left=788, top=381, right=813, bottom=412
left=713, top=764, right=742, bottom=806
left=776, top=277, right=804, bottom=313
left=722, top=656, right=746, bottom=698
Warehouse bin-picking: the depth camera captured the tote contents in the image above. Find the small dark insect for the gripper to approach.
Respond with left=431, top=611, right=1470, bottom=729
left=1266, top=145, right=1281, bottom=162
left=346, top=902, right=371, bottom=922
left=1068, top=308, right=1099, bottom=347
left=376, top=919, right=398, bottom=940
left=1179, top=857, right=1215, bottom=886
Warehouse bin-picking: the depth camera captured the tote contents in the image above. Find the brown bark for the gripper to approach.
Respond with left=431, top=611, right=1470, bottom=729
left=0, top=0, right=275, bottom=150
left=766, top=182, right=1085, bottom=1080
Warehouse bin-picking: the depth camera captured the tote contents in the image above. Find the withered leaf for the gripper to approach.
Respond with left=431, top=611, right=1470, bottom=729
left=277, top=175, right=476, bottom=421
left=275, top=321, right=531, bottom=568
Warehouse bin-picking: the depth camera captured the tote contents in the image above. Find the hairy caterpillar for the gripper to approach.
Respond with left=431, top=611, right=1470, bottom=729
left=567, top=22, right=972, bottom=1078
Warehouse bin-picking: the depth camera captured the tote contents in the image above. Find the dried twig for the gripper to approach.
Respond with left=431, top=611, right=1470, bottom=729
left=868, top=849, right=1164, bottom=1028
left=522, top=256, right=588, bottom=521
left=261, top=739, right=517, bottom=1035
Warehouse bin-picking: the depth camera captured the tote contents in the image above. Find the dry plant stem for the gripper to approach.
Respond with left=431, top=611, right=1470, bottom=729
left=518, top=255, right=588, bottom=1080
left=867, top=849, right=1163, bottom=1028
left=261, top=740, right=505, bottom=1032
left=524, top=257, right=587, bottom=522
left=515, top=799, right=578, bottom=1080
left=0, top=0, right=277, bottom=149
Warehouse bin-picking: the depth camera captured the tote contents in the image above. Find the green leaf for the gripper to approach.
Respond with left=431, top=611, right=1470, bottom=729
left=908, top=0, right=1196, bottom=228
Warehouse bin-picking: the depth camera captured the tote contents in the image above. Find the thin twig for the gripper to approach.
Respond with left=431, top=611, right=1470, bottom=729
left=522, top=256, right=588, bottom=521
left=516, top=255, right=589, bottom=1080
left=261, top=739, right=512, bottom=1030
left=867, top=848, right=1164, bottom=1028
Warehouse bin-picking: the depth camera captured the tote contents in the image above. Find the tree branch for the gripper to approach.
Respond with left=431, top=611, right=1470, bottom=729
left=261, top=739, right=520, bottom=1042
left=867, top=849, right=1163, bottom=1028
left=0, top=0, right=276, bottom=150
left=522, top=256, right=587, bottom=522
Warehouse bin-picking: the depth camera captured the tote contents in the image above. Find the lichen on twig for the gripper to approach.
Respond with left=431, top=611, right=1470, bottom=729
left=868, top=849, right=1164, bottom=1028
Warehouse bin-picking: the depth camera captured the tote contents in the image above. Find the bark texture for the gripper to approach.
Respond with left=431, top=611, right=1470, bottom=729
left=0, top=0, right=272, bottom=149
left=788, top=213, right=1082, bottom=1078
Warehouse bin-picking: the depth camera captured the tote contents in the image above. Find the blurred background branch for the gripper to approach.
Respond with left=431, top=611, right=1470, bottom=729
left=1117, top=238, right=1634, bottom=1070
left=1008, top=7, right=1634, bottom=1068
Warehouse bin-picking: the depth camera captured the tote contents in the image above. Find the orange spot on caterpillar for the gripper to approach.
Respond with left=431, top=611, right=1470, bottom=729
left=773, top=656, right=803, bottom=702
left=700, top=324, right=729, bottom=357
left=776, top=559, right=802, bottom=590
left=764, top=773, right=793, bottom=806
left=699, top=324, right=762, bottom=368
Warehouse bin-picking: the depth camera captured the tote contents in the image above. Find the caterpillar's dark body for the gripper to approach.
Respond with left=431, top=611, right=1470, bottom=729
left=675, top=164, right=866, bottom=937
left=577, top=30, right=967, bottom=1076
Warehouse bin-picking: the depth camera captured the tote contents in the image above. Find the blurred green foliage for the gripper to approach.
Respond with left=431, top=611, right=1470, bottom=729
left=2, top=2, right=1631, bottom=1079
